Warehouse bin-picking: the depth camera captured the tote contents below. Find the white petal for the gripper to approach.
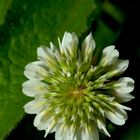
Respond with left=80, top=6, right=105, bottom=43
left=37, top=46, right=57, bottom=62
left=34, top=111, right=54, bottom=131
left=81, top=126, right=99, bottom=140
left=116, top=60, right=129, bottom=73
left=37, top=46, right=48, bottom=61
left=100, top=45, right=119, bottom=66
left=60, top=32, right=78, bottom=57
left=23, top=99, right=46, bottom=114
left=116, top=77, right=134, bottom=94
left=105, top=111, right=126, bottom=125
left=37, top=46, right=59, bottom=70
left=114, top=103, right=131, bottom=111
left=44, top=119, right=57, bottom=137
left=117, top=94, right=135, bottom=102
left=22, top=80, right=47, bottom=97
left=95, top=59, right=129, bottom=83
left=73, top=125, right=98, bottom=140
left=24, top=61, right=47, bottom=80
left=113, top=77, right=135, bottom=102
left=107, top=60, right=129, bottom=77
left=55, top=125, right=63, bottom=140
left=50, top=42, right=56, bottom=52
left=97, top=119, right=110, bottom=137
left=55, top=124, right=73, bottom=140
left=82, top=33, right=95, bottom=61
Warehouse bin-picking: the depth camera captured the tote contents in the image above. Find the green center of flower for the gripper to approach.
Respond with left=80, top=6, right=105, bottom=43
left=69, top=86, right=85, bottom=99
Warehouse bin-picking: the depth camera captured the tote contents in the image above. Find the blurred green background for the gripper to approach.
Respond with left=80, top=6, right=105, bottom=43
left=0, top=0, right=139, bottom=140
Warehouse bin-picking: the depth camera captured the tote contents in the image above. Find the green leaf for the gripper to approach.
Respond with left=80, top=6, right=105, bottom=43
left=102, top=0, right=125, bottom=24
left=0, top=0, right=100, bottom=139
left=121, top=122, right=140, bottom=140
left=0, top=0, right=12, bottom=25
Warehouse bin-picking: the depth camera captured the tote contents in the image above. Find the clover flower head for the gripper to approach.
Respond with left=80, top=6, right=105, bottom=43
left=22, top=32, right=134, bottom=140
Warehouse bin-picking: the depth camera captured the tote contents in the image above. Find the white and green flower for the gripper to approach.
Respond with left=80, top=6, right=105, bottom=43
left=22, top=32, right=134, bottom=140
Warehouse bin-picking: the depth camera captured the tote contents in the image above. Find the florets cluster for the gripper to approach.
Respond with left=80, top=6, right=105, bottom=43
left=23, top=32, right=134, bottom=140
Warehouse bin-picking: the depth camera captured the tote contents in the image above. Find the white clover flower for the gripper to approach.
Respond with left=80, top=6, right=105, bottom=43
left=22, top=32, right=134, bottom=140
